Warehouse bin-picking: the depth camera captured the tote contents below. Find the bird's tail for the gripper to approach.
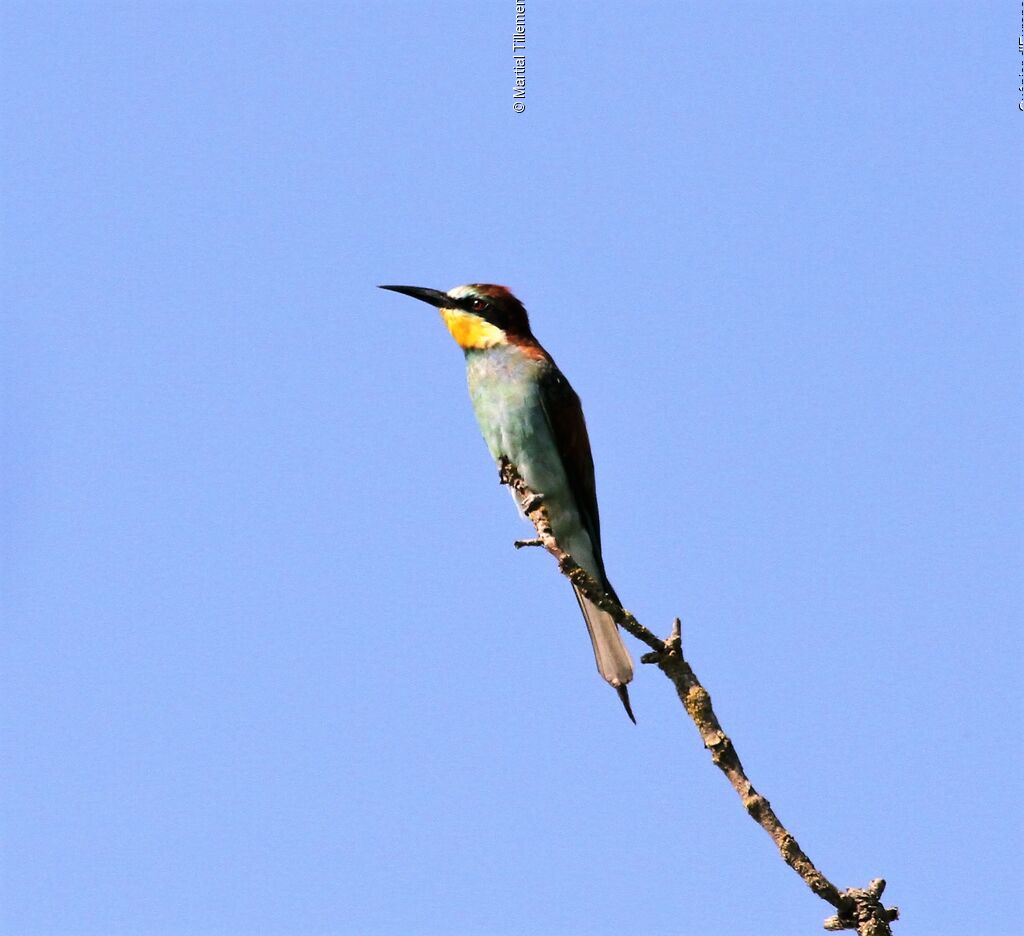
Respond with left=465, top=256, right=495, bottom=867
left=573, top=586, right=636, bottom=722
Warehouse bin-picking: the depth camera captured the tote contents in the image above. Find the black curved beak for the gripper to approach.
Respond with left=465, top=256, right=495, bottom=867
left=378, top=285, right=452, bottom=309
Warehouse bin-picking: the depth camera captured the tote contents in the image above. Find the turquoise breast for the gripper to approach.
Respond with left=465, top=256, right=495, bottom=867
left=463, top=346, right=601, bottom=579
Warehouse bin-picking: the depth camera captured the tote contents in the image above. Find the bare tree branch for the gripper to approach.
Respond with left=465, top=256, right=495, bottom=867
left=498, top=459, right=899, bottom=935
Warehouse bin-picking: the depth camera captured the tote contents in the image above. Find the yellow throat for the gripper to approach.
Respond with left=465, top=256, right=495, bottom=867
left=440, top=308, right=506, bottom=350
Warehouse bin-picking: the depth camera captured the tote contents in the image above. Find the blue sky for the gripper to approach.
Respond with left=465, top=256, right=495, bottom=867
left=2, top=2, right=1020, bottom=935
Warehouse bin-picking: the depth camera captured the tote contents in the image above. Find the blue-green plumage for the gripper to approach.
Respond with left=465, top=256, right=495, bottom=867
left=465, top=345, right=600, bottom=583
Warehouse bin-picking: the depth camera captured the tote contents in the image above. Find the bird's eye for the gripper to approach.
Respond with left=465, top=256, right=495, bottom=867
left=471, top=298, right=487, bottom=312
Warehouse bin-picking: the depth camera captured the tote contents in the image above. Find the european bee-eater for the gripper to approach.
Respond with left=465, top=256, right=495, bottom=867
left=380, top=283, right=635, bottom=721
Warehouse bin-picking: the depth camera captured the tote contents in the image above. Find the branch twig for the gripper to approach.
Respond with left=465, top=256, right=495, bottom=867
left=498, top=459, right=898, bottom=935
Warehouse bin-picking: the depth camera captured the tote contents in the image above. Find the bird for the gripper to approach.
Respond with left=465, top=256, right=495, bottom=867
left=379, top=283, right=636, bottom=721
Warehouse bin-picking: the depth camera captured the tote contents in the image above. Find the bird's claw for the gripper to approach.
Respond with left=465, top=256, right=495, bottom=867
left=522, top=493, right=544, bottom=513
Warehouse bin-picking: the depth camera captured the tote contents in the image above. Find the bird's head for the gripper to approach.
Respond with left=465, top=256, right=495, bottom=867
left=379, top=283, right=532, bottom=350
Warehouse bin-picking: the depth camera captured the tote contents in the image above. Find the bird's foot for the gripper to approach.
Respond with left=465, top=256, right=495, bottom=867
left=521, top=492, right=544, bottom=513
